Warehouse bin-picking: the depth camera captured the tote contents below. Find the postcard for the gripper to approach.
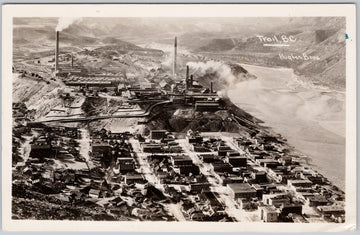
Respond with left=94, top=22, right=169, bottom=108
left=2, top=4, right=356, bottom=232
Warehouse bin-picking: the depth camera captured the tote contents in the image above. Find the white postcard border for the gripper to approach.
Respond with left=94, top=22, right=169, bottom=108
left=2, top=3, right=357, bottom=232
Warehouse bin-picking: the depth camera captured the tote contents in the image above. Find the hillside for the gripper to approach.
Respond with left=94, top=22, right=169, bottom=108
left=13, top=17, right=346, bottom=90
left=12, top=73, right=69, bottom=119
left=192, top=18, right=346, bottom=90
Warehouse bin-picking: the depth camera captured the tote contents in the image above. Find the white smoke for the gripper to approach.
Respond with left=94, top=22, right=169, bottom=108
left=187, top=60, right=252, bottom=98
left=217, top=90, right=227, bottom=98
left=187, top=61, right=238, bottom=87
left=161, top=53, right=174, bottom=68
left=56, top=17, right=82, bottom=31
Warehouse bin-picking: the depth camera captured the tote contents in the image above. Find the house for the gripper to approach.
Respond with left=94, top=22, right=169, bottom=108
left=171, top=155, right=192, bottom=167
left=251, top=171, right=268, bottom=183
left=227, top=183, right=257, bottom=199
left=222, top=176, right=243, bottom=186
left=190, top=183, right=211, bottom=193
left=218, top=145, right=232, bottom=151
left=89, top=189, right=101, bottom=198
left=259, top=205, right=280, bottom=222
left=124, top=174, right=146, bottom=185
left=118, top=158, right=135, bottom=173
left=288, top=179, right=313, bottom=188
left=200, top=191, right=222, bottom=207
left=192, top=144, right=210, bottom=152
left=211, top=161, right=233, bottom=173
left=307, top=175, right=325, bottom=185
left=218, top=150, right=229, bottom=157
left=29, top=144, right=52, bottom=159
left=190, top=212, right=206, bottom=221
left=142, top=143, right=162, bottom=153
left=117, top=157, right=134, bottom=164
left=92, top=142, right=111, bottom=157
left=252, top=184, right=264, bottom=198
left=307, top=195, right=329, bottom=207
left=186, top=130, right=203, bottom=144
left=290, top=214, right=309, bottom=223
left=317, top=205, right=345, bottom=218
left=150, top=130, right=167, bottom=140
left=257, top=158, right=280, bottom=168
left=227, top=151, right=241, bottom=157
left=279, top=156, right=293, bottom=165
left=280, top=203, right=303, bottom=216
left=262, top=193, right=291, bottom=207
left=179, top=164, right=200, bottom=176
left=228, top=156, right=247, bottom=167
left=199, top=154, right=217, bottom=163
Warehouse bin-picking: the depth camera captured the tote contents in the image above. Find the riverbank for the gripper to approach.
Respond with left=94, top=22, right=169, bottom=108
left=228, top=63, right=345, bottom=191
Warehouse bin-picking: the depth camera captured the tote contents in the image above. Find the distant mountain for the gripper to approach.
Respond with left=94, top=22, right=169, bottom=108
left=12, top=18, right=165, bottom=61
left=191, top=18, right=346, bottom=90
left=197, top=38, right=236, bottom=52
left=13, top=17, right=346, bottom=89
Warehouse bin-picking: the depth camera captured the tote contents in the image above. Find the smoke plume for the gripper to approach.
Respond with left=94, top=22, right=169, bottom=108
left=187, top=60, right=253, bottom=97
left=56, top=17, right=82, bottom=31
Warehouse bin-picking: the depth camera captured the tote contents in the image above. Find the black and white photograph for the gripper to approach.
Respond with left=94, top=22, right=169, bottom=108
left=2, top=4, right=357, bottom=232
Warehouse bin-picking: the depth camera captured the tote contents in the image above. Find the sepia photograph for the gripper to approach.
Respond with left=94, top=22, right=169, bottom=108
left=2, top=4, right=357, bottom=232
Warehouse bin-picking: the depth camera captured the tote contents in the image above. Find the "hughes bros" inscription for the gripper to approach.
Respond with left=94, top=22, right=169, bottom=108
left=279, top=53, right=320, bottom=61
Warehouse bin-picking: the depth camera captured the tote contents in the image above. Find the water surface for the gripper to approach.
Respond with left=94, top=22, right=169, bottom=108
left=228, top=64, right=345, bottom=190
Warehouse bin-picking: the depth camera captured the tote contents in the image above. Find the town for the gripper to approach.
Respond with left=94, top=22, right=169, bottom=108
left=11, top=30, right=345, bottom=223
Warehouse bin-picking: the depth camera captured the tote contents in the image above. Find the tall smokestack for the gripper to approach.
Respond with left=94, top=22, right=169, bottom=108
left=173, top=36, right=177, bottom=79
left=190, top=75, right=193, bottom=88
left=55, top=31, right=59, bottom=72
left=185, top=65, right=189, bottom=90
left=210, top=82, right=213, bottom=93
left=71, top=53, right=74, bottom=68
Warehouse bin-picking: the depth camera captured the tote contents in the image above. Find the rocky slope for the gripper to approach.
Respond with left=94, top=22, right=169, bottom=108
left=12, top=73, right=68, bottom=119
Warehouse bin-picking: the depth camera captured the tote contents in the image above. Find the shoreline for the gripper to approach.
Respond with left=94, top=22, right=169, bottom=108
left=227, top=63, right=345, bottom=191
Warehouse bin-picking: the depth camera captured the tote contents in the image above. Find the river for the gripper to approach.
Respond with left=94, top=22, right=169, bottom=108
left=228, top=64, right=345, bottom=191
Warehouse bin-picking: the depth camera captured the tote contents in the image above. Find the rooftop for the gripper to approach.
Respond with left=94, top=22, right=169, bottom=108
left=288, top=179, right=313, bottom=184
left=125, top=174, right=144, bottom=180
left=228, top=183, right=256, bottom=193
left=150, top=130, right=167, bottom=133
left=260, top=205, right=280, bottom=213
